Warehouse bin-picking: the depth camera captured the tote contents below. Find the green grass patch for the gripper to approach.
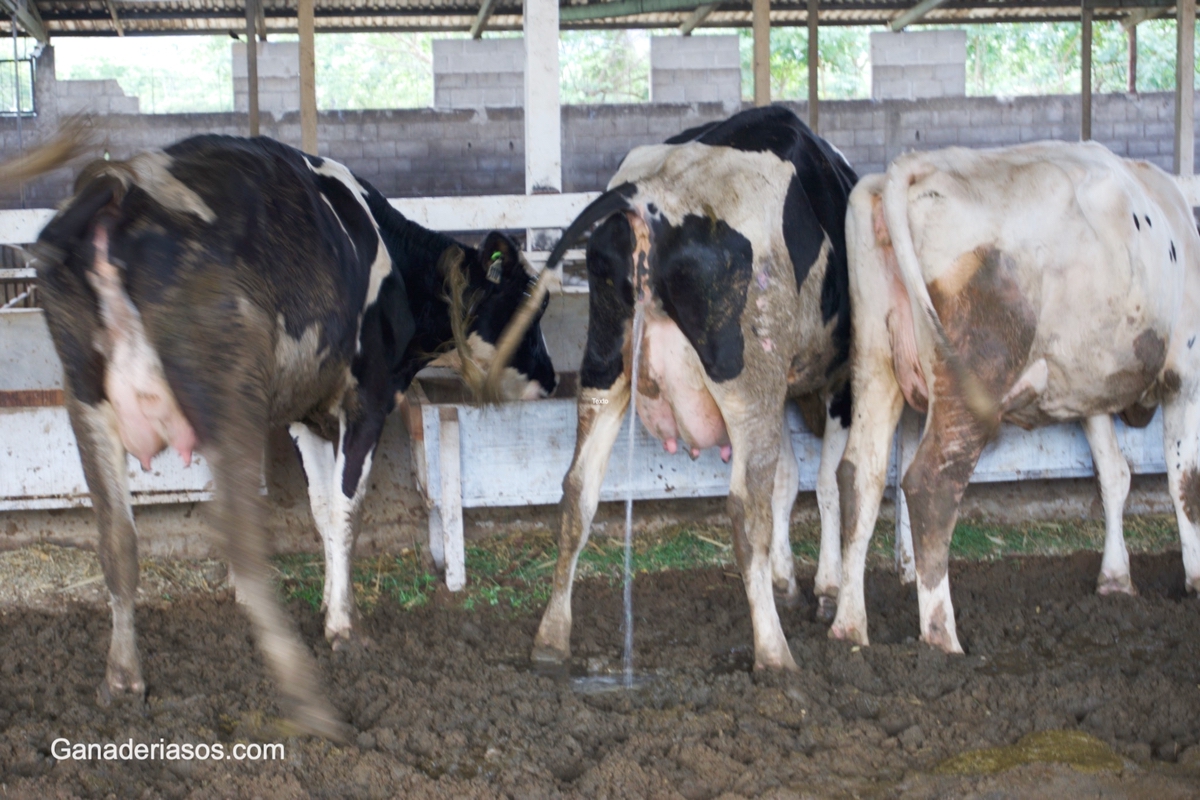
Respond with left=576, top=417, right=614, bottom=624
left=273, top=514, right=1182, bottom=615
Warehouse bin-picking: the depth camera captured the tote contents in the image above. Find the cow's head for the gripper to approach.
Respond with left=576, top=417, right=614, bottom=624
left=485, top=186, right=644, bottom=398
left=443, top=231, right=557, bottom=402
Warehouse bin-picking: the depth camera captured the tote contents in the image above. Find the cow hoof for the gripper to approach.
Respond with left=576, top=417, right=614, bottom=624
left=285, top=700, right=353, bottom=743
left=815, top=596, right=838, bottom=623
left=1096, top=573, right=1138, bottom=596
left=774, top=584, right=801, bottom=609
left=329, top=630, right=374, bottom=653
left=96, top=675, right=146, bottom=709
left=531, top=643, right=570, bottom=668
left=754, top=652, right=800, bottom=673
left=828, top=623, right=868, bottom=646
left=921, top=633, right=964, bottom=655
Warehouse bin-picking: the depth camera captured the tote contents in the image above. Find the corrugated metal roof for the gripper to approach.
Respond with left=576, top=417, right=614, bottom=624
left=0, top=0, right=1178, bottom=36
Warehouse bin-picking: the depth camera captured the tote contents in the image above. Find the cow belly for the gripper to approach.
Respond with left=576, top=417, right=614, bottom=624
left=90, top=228, right=196, bottom=471
left=635, top=316, right=729, bottom=457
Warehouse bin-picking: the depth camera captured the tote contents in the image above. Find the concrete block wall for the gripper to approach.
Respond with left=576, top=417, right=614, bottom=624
left=433, top=39, right=525, bottom=109
left=55, top=79, right=140, bottom=116
left=232, top=42, right=300, bottom=115
left=650, top=36, right=741, bottom=107
left=871, top=30, right=967, bottom=100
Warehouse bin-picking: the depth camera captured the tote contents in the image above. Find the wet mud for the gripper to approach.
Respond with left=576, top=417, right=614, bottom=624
left=2, top=551, right=1200, bottom=798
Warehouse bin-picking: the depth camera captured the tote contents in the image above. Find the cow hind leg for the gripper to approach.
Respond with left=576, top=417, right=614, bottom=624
left=1083, top=415, right=1136, bottom=596
left=814, top=400, right=849, bottom=622
left=901, top=397, right=990, bottom=655
left=67, top=396, right=145, bottom=705
left=714, top=386, right=795, bottom=671
left=532, top=377, right=631, bottom=667
left=769, top=413, right=800, bottom=608
left=1162, top=385, right=1200, bottom=592
left=209, top=402, right=346, bottom=740
left=829, top=372, right=903, bottom=645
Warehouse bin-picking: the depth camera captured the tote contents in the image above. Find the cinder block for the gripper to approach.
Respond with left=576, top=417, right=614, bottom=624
left=110, top=96, right=140, bottom=115
left=651, top=83, right=687, bottom=104
left=904, top=65, right=936, bottom=82
left=1095, top=102, right=1127, bottom=123
left=329, top=140, right=364, bottom=160
left=1128, top=138, right=1159, bottom=157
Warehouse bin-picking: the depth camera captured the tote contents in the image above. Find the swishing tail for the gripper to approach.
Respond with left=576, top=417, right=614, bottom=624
left=0, top=117, right=92, bottom=188
left=483, top=182, right=637, bottom=398
left=881, top=162, right=999, bottom=423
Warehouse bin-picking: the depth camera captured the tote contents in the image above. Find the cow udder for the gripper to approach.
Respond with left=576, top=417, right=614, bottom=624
left=635, top=315, right=731, bottom=460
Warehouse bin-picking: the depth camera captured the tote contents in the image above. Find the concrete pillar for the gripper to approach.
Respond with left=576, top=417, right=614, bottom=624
left=524, top=0, right=561, bottom=195
left=299, top=0, right=317, bottom=154
left=1082, top=0, right=1092, bottom=141
left=524, top=0, right=562, bottom=250
left=245, top=0, right=259, bottom=135
left=432, top=39, right=525, bottom=109
left=1175, top=0, right=1195, bottom=176
left=753, top=0, right=770, bottom=106
left=807, top=0, right=818, bottom=131
left=869, top=30, right=966, bottom=100
left=650, top=36, right=740, bottom=107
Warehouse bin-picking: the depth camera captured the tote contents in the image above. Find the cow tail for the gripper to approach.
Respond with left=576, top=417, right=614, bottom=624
left=483, top=183, right=637, bottom=399
left=0, top=116, right=91, bottom=189
left=881, top=161, right=999, bottom=423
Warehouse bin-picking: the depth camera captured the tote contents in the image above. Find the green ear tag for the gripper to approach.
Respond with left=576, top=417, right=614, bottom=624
left=486, top=251, right=504, bottom=283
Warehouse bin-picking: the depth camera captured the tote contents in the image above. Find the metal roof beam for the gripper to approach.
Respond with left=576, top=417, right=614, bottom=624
left=470, top=0, right=500, bottom=37
left=1121, top=5, right=1170, bottom=29
left=680, top=2, right=719, bottom=33
left=0, top=0, right=48, bottom=43
left=105, top=0, right=124, bottom=35
left=889, top=0, right=949, bottom=30
left=560, top=0, right=710, bottom=22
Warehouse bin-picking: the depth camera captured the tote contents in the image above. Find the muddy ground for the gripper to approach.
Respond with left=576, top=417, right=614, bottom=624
left=2, top=550, right=1200, bottom=798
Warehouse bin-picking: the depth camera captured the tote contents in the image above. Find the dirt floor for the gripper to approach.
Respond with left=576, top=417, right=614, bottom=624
left=2, top=548, right=1200, bottom=798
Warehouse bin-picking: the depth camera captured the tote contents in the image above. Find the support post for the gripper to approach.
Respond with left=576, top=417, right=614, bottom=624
left=1128, top=21, right=1137, bottom=93
left=753, top=0, right=770, bottom=106
left=524, top=0, right=563, bottom=251
left=245, top=0, right=260, bottom=137
left=1081, top=0, right=1092, bottom=141
left=807, top=0, right=818, bottom=131
left=299, top=0, right=317, bottom=155
left=1176, top=0, right=1196, bottom=176
left=437, top=408, right=466, bottom=591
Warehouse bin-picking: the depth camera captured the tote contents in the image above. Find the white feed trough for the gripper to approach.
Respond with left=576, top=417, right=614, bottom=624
left=400, top=370, right=1167, bottom=591
left=0, top=307, right=214, bottom=511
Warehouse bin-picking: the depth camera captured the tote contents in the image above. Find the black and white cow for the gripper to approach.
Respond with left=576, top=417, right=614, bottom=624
left=490, top=106, right=858, bottom=670
left=33, top=134, right=556, bottom=737
left=833, top=141, right=1200, bottom=654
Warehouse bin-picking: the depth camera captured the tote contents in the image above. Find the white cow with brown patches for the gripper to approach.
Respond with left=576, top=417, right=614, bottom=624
left=834, top=141, right=1200, bottom=654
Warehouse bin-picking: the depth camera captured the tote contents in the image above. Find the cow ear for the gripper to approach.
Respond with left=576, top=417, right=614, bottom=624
left=479, top=232, right=519, bottom=284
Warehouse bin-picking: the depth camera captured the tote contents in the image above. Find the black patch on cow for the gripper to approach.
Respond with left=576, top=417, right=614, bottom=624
left=1145, top=215, right=1152, bottom=227
left=690, top=105, right=807, bottom=162
left=650, top=214, right=754, bottom=383
left=581, top=213, right=635, bottom=390
left=1133, top=213, right=1140, bottom=230
left=828, top=380, right=852, bottom=430
left=665, top=121, right=721, bottom=145
left=1170, top=241, right=1177, bottom=262
left=686, top=107, right=857, bottom=374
